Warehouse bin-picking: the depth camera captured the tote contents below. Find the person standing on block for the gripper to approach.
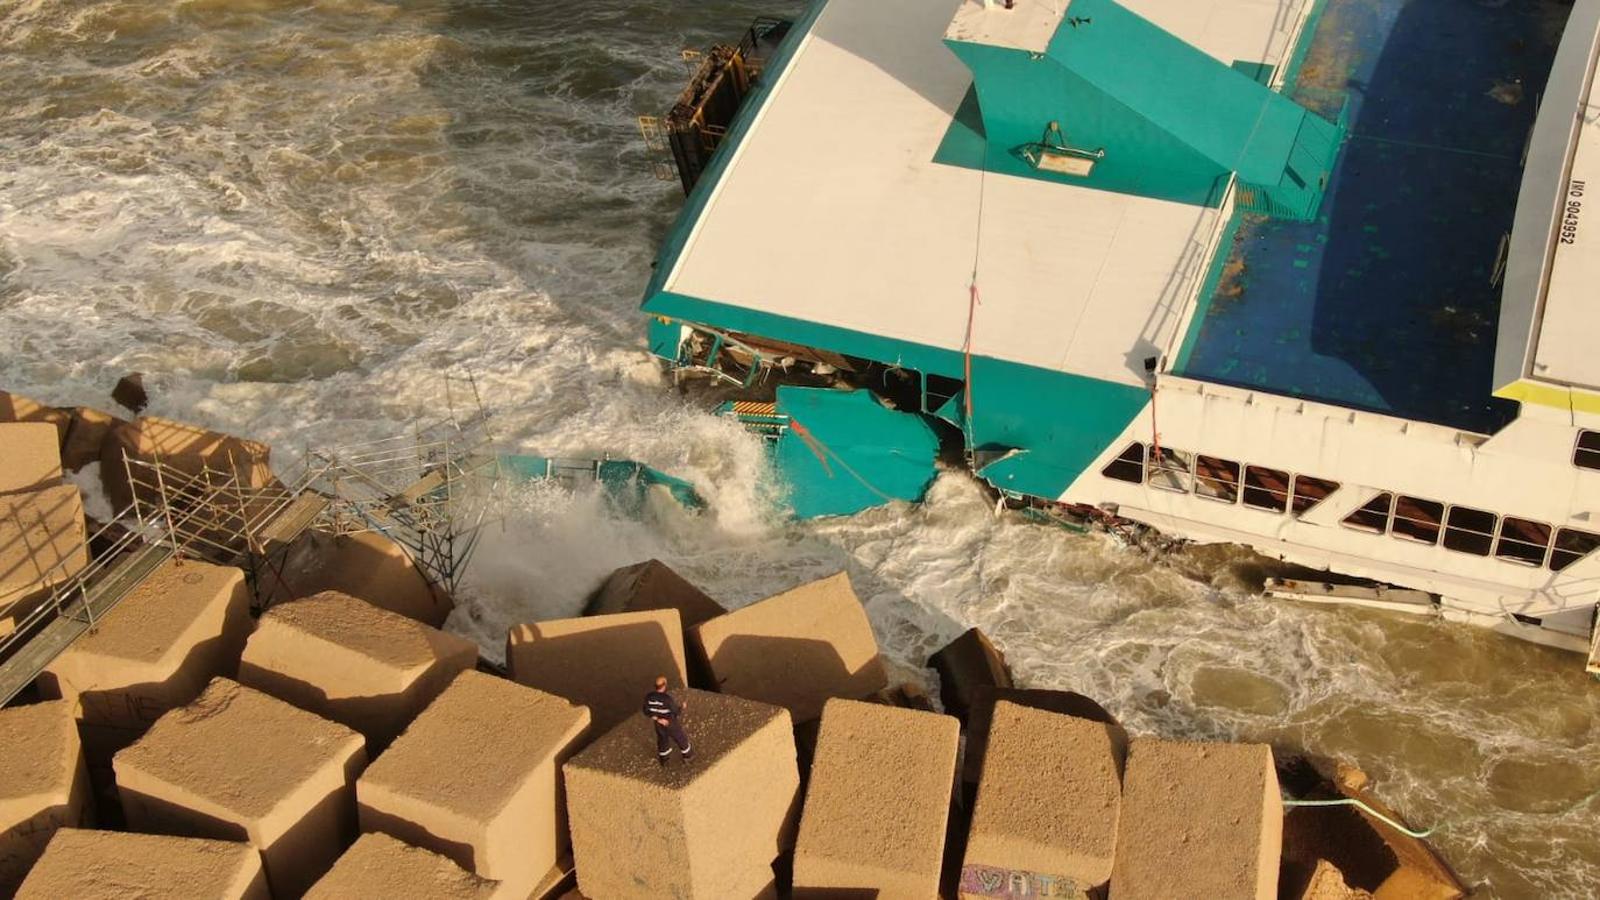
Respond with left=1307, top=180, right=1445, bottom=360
left=643, top=676, right=694, bottom=766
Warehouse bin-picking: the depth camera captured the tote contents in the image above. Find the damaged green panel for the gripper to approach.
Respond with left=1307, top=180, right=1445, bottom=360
left=772, top=386, right=940, bottom=519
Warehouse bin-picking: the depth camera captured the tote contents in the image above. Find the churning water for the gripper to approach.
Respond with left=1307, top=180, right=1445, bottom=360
left=0, top=1, right=1596, bottom=894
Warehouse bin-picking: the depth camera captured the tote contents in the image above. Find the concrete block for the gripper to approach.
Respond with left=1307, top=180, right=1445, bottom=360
left=239, top=591, right=476, bottom=749
left=98, top=417, right=273, bottom=514
left=0, top=423, right=62, bottom=496
left=0, top=701, right=90, bottom=896
left=0, top=484, right=87, bottom=636
left=507, top=610, right=688, bottom=732
left=793, top=698, right=959, bottom=899
left=564, top=689, right=799, bottom=900
left=1109, top=739, right=1282, bottom=900
left=60, top=408, right=124, bottom=473
left=38, top=559, right=252, bottom=782
left=690, top=572, right=887, bottom=723
left=961, top=687, right=1121, bottom=794
left=114, top=678, right=367, bottom=898
left=0, top=391, right=69, bottom=444
left=266, top=530, right=451, bottom=627
left=961, top=702, right=1126, bottom=896
left=306, top=832, right=499, bottom=900
left=584, top=559, right=726, bottom=629
left=928, top=627, right=1012, bottom=725
left=358, top=671, right=589, bottom=898
left=1295, top=859, right=1374, bottom=899
left=16, top=828, right=267, bottom=900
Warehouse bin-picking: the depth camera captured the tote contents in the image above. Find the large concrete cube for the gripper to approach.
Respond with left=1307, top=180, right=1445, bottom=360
left=0, top=702, right=90, bottom=895
left=306, top=832, right=499, bottom=900
left=0, top=423, right=62, bottom=496
left=239, top=591, right=476, bottom=749
left=507, top=609, right=688, bottom=732
left=266, top=530, right=451, bottom=626
left=690, top=572, right=887, bottom=723
left=358, top=671, right=590, bottom=898
left=16, top=828, right=267, bottom=900
left=961, top=687, right=1122, bottom=795
left=564, top=689, right=799, bottom=899
left=584, top=559, right=726, bottom=628
left=1110, top=739, right=1282, bottom=900
left=99, top=417, right=274, bottom=513
left=793, top=698, right=959, bottom=899
left=0, top=484, right=87, bottom=636
left=962, top=701, right=1126, bottom=896
left=60, top=407, right=124, bottom=473
left=38, top=559, right=252, bottom=776
left=928, top=627, right=1013, bottom=725
left=114, top=678, right=367, bottom=898
left=0, top=391, right=69, bottom=443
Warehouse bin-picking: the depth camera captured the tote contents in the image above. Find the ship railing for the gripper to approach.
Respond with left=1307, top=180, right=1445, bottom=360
left=1156, top=175, right=1238, bottom=370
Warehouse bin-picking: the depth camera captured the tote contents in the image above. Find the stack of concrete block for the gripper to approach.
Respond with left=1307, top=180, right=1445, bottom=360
left=358, top=671, right=590, bottom=898
left=16, top=828, right=267, bottom=900
left=37, top=559, right=252, bottom=792
left=0, top=423, right=63, bottom=496
left=0, top=390, right=69, bottom=443
left=690, top=572, right=887, bottom=723
left=564, top=689, right=799, bottom=899
left=792, top=698, right=959, bottom=898
left=1109, top=738, right=1282, bottom=899
left=927, top=627, right=1013, bottom=724
left=0, top=484, right=87, bottom=637
left=114, top=678, right=367, bottom=897
left=961, top=701, right=1127, bottom=897
left=239, top=590, right=477, bottom=749
left=306, top=832, right=499, bottom=900
left=98, top=416, right=274, bottom=513
left=0, top=702, right=90, bottom=896
left=266, top=530, right=452, bottom=626
left=507, top=609, right=688, bottom=731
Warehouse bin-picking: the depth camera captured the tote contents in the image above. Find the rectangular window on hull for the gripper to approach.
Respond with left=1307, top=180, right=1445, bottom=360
left=1290, top=476, right=1339, bottom=515
left=1243, top=466, right=1291, bottom=512
left=1576, top=431, right=1600, bottom=471
left=1496, top=517, right=1552, bottom=567
left=1392, top=496, right=1445, bottom=545
left=1195, top=456, right=1240, bottom=502
left=1442, top=506, right=1496, bottom=556
left=1343, top=492, right=1393, bottom=533
left=1102, top=442, right=1145, bottom=484
left=1550, top=528, right=1600, bottom=572
left=1147, top=447, right=1192, bottom=493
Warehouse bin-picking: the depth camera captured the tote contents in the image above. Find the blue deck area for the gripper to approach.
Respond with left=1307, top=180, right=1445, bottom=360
left=1174, top=0, right=1568, bottom=434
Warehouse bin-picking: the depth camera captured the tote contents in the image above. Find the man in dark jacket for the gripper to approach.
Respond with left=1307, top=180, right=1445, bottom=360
left=643, top=676, right=694, bottom=766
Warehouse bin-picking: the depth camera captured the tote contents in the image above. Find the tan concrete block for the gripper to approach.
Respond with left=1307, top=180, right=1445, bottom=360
left=690, top=572, right=887, bottom=723
left=0, top=423, right=62, bottom=496
left=113, top=678, right=367, bottom=898
left=1297, top=859, right=1374, bottom=900
left=961, top=688, right=1122, bottom=793
left=1110, top=739, right=1282, bottom=900
left=793, top=698, right=959, bottom=899
left=928, top=627, right=1013, bottom=725
left=98, top=417, right=273, bottom=513
left=239, top=591, right=476, bottom=749
left=0, top=701, right=90, bottom=896
left=16, top=828, right=267, bottom=900
left=507, top=610, right=688, bottom=732
left=59, top=408, right=124, bottom=473
left=0, top=485, right=87, bottom=634
left=584, top=559, right=726, bottom=629
left=267, top=530, right=451, bottom=627
left=0, top=392, right=69, bottom=444
left=961, top=702, right=1126, bottom=896
left=564, top=689, right=798, bottom=900
left=306, top=832, right=499, bottom=900
left=358, top=671, right=589, bottom=898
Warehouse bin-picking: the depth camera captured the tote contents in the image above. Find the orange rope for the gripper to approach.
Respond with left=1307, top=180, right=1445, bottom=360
left=788, top=417, right=897, bottom=504
left=962, top=283, right=981, bottom=437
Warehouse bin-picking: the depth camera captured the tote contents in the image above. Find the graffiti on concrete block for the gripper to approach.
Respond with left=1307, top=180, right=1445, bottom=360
left=959, top=864, right=1085, bottom=898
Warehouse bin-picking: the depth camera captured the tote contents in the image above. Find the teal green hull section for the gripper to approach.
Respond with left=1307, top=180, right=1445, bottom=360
left=772, top=386, right=939, bottom=519
left=498, top=454, right=706, bottom=514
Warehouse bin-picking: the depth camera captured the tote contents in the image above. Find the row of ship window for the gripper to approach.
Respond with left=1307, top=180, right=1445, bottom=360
left=1103, top=441, right=1600, bottom=573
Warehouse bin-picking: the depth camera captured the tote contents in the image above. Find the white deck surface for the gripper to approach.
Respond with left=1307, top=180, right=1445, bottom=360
left=945, top=0, right=1072, bottom=54
left=667, top=0, right=1282, bottom=387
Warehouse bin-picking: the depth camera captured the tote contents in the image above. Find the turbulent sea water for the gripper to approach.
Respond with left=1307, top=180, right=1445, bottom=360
left=1, top=1, right=1597, bottom=895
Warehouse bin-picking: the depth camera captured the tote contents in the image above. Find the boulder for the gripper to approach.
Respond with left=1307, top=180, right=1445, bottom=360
left=506, top=609, right=688, bottom=732
left=239, top=591, right=476, bottom=749
left=59, top=407, right=124, bottom=473
left=1109, top=739, right=1281, bottom=900
left=98, top=417, right=273, bottom=514
left=689, top=572, right=887, bottom=723
left=792, top=698, right=959, bottom=899
left=16, top=828, right=267, bottom=900
left=358, top=671, right=590, bottom=898
left=0, top=484, right=87, bottom=636
left=264, top=530, right=451, bottom=626
left=306, top=832, right=499, bottom=900
left=928, top=627, right=1013, bottom=724
left=961, top=687, right=1120, bottom=794
left=114, top=678, right=367, bottom=898
left=0, top=390, right=70, bottom=443
left=564, top=689, right=798, bottom=899
left=961, top=701, right=1126, bottom=896
left=0, top=422, right=62, bottom=496
left=0, top=702, right=91, bottom=895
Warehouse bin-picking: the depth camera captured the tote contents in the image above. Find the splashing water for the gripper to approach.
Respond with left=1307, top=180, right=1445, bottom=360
left=0, top=1, right=1596, bottom=894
